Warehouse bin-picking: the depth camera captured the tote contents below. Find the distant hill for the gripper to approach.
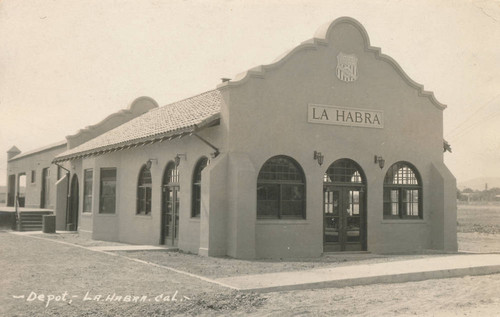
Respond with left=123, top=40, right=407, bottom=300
left=458, top=177, right=500, bottom=191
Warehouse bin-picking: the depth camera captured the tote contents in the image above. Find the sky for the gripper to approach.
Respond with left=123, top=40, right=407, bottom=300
left=0, top=0, right=499, bottom=186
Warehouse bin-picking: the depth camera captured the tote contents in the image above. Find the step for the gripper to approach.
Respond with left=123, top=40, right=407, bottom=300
left=20, top=228, right=43, bottom=232
left=19, top=213, right=52, bottom=216
left=21, top=224, right=43, bottom=227
left=20, top=217, right=44, bottom=220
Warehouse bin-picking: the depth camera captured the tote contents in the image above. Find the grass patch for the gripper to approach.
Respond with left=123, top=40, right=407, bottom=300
left=457, top=204, right=500, bottom=234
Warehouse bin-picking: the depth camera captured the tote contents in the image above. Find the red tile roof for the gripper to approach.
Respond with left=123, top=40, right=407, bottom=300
left=54, top=89, right=222, bottom=162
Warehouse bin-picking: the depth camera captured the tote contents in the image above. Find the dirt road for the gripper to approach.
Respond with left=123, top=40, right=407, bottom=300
left=1, top=232, right=500, bottom=316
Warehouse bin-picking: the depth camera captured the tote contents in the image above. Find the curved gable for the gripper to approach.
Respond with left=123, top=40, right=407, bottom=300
left=66, top=96, right=159, bottom=149
left=219, top=17, right=446, bottom=111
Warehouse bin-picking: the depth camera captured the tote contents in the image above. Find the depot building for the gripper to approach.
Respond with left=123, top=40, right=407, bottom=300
left=6, top=17, right=457, bottom=259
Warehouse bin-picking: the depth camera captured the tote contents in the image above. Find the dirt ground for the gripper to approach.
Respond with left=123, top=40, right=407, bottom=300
left=2, top=231, right=500, bottom=316
left=32, top=232, right=453, bottom=279
left=1, top=203, right=500, bottom=316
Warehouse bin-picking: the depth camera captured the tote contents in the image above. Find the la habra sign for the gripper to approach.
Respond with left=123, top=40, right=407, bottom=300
left=308, top=104, right=384, bottom=129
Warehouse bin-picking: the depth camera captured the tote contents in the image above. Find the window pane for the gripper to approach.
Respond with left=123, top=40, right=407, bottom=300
left=325, top=159, right=364, bottom=184
left=349, top=191, right=360, bottom=215
left=83, top=169, right=93, bottom=212
left=325, top=216, right=339, bottom=242
left=192, top=184, right=201, bottom=217
left=100, top=168, right=116, bottom=214
left=281, top=184, right=304, bottom=218
left=324, top=190, right=339, bottom=216
left=101, top=197, right=115, bottom=214
left=137, top=166, right=152, bottom=215
left=391, top=190, right=399, bottom=215
left=101, top=169, right=116, bottom=180
left=257, top=157, right=302, bottom=182
left=383, top=188, right=399, bottom=218
left=192, top=158, right=208, bottom=217
left=146, top=187, right=152, bottom=213
left=384, top=163, right=419, bottom=185
left=346, top=216, right=360, bottom=242
left=383, top=162, right=422, bottom=219
left=257, top=184, right=280, bottom=218
left=257, top=156, right=305, bottom=219
left=405, top=189, right=419, bottom=217
left=164, top=162, right=179, bottom=184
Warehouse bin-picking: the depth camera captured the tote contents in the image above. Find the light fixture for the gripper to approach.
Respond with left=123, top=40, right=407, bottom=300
left=175, top=154, right=187, bottom=167
left=313, top=151, right=324, bottom=166
left=374, top=155, right=385, bottom=169
left=146, top=158, right=158, bottom=170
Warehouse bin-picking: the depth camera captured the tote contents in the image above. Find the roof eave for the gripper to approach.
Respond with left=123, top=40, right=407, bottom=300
left=52, top=114, right=220, bottom=164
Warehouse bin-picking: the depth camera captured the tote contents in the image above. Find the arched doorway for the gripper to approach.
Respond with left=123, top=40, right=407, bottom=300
left=67, top=174, right=79, bottom=231
left=323, top=159, right=366, bottom=252
left=161, top=162, right=179, bottom=246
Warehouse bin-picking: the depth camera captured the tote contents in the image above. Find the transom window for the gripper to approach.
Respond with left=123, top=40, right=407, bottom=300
left=257, top=156, right=306, bottom=219
left=192, top=157, right=208, bottom=218
left=324, top=159, right=365, bottom=184
left=383, top=162, right=422, bottom=219
left=137, top=165, right=152, bottom=215
left=164, top=162, right=179, bottom=185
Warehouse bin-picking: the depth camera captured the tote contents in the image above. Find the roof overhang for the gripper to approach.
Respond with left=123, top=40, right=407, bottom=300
left=52, top=114, right=220, bottom=164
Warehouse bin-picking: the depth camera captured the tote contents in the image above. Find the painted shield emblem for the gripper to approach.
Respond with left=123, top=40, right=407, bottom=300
left=336, top=52, right=358, bottom=82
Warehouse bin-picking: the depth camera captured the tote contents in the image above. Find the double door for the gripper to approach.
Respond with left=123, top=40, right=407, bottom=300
left=323, top=186, right=365, bottom=252
left=161, top=185, right=179, bottom=246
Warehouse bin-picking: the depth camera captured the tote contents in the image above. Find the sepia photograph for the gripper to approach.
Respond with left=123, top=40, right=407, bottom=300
left=1, top=0, right=499, bottom=316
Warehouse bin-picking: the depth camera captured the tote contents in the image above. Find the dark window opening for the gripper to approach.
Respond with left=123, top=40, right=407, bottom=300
left=137, top=165, right=152, bottom=215
left=17, top=173, right=26, bottom=207
left=191, top=157, right=208, bottom=218
left=257, top=156, right=306, bottom=219
left=83, top=169, right=93, bottom=213
left=99, top=168, right=116, bottom=214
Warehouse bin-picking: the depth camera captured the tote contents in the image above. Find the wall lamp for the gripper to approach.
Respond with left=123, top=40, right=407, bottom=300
left=374, top=155, right=385, bottom=169
left=146, top=158, right=158, bottom=170
left=313, top=151, right=324, bottom=166
left=175, top=154, right=187, bottom=167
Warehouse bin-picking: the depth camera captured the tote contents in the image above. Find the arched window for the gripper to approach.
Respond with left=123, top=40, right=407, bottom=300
left=162, top=161, right=180, bottom=245
left=383, top=162, right=422, bottom=219
left=192, top=157, right=208, bottom=217
left=257, top=156, right=306, bottom=219
left=137, top=165, right=152, bottom=215
left=164, top=162, right=179, bottom=185
left=323, top=159, right=365, bottom=184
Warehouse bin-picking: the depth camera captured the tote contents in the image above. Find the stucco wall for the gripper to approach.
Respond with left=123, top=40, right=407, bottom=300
left=84, top=124, right=224, bottom=251
left=6, top=144, right=67, bottom=209
left=218, top=18, right=451, bottom=257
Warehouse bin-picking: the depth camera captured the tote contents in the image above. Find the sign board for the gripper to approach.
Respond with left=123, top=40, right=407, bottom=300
left=308, top=104, right=384, bottom=129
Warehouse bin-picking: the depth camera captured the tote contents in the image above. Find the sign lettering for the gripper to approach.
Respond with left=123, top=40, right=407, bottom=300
left=308, top=104, right=383, bottom=129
